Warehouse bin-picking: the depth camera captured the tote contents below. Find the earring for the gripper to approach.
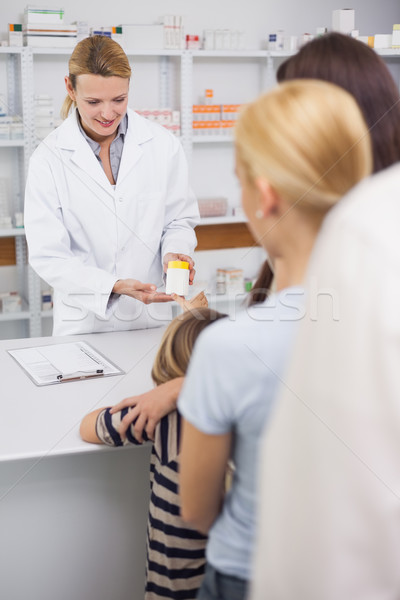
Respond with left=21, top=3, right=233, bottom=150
left=255, top=209, right=263, bottom=220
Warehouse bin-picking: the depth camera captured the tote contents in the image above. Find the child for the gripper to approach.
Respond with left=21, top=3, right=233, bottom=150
left=80, top=307, right=226, bottom=600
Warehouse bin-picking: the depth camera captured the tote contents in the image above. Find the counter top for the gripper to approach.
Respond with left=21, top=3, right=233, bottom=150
left=0, top=328, right=165, bottom=462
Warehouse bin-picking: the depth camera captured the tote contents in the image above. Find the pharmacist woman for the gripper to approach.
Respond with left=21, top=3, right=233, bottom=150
left=24, top=35, right=199, bottom=335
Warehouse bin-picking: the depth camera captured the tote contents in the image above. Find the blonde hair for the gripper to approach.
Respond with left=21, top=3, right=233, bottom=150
left=151, top=308, right=226, bottom=386
left=61, top=35, right=132, bottom=119
left=235, top=79, right=372, bottom=213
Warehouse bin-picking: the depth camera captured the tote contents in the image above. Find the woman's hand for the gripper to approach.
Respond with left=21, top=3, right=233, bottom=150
left=163, top=252, right=196, bottom=285
left=112, top=278, right=172, bottom=304
left=109, top=378, right=184, bottom=442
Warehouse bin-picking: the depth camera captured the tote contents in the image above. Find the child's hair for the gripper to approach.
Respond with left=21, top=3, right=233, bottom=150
left=61, top=35, right=132, bottom=119
left=151, top=308, right=226, bottom=386
left=234, top=79, right=372, bottom=214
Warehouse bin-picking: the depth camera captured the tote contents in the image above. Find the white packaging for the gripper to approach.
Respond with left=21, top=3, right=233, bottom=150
left=276, top=30, right=284, bottom=51
left=24, top=6, right=64, bottom=24
left=9, top=30, right=23, bottom=47
left=14, top=212, right=24, bottom=228
left=393, top=25, right=400, bottom=48
left=166, top=261, right=189, bottom=296
left=214, top=30, right=224, bottom=50
left=332, top=9, right=355, bottom=34
left=41, top=289, right=53, bottom=310
left=10, top=122, right=24, bottom=139
left=120, top=24, right=164, bottom=51
left=0, top=94, right=7, bottom=115
left=217, top=268, right=244, bottom=294
left=0, top=178, right=10, bottom=220
left=374, top=34, right=392, bottom=49
left=0, top=123, right=10, bottom=139
left=0, top=292, right=22, bottom=313
left=284, top=35, right=298, bottom=52
left=203, top=29, right=214, bottom=50
left=222, top=29, right=231, bottom=50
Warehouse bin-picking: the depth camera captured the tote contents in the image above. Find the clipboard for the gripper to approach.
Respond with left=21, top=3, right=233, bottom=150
left=7, top=341, right=125, bottom=386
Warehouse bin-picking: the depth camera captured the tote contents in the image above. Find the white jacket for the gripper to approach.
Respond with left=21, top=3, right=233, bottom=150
left=250, top=164, right=400, bottom=600
left=24, top=108, right=199, bottom=335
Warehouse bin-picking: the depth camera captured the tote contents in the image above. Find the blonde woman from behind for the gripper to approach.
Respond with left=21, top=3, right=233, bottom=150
left=178, top=79, right=372, bottom=600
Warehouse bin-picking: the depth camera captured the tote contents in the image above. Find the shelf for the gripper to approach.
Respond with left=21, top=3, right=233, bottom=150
left=0, top=47, right=24, bottom=55
left=0, top=228, right=25, bottom=238
left=0, top=140, right=25, bottom=147
left=193, top=135, right=233, bottom=144
left=0, top=299, right=30, bottom=322
left=198, top=216, right=246, bottom=225
left=191, top=50, right=268, bottom=58
left=31, top=47, right=184, bottom=57
left=375, top=49, right=400, bottom=57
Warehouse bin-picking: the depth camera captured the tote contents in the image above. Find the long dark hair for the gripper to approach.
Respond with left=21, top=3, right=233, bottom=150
left=277, top=33, right=400, bottom=173
left=248, top=33, right=400, bottom=307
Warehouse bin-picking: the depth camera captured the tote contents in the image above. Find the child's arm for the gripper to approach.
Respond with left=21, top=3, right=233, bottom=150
left=109, top=378, right=184, bottom=442
left=80, top=408, right=105, bottom=444
left=80, top=406, right=151, bottom=447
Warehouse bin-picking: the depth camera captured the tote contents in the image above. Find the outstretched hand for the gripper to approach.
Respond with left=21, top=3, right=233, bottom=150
left=113, top=278, right=172, bottom=304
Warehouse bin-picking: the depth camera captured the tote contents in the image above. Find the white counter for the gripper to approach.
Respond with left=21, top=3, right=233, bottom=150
left=0, top=328, right=165, bottom=600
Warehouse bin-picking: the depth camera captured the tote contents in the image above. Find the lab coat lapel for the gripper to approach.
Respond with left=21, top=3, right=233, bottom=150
left=116, top=109, right=153, bottom=186
left=56, top=110, right=114, bottom=199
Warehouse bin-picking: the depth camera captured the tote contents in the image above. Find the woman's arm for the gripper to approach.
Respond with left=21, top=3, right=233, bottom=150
left=179, top=418, right=232, bottom=534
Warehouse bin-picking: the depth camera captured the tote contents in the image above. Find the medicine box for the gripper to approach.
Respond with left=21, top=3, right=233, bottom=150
left=0, top=292, right=22, bottom=313
left=216, top=268, right=244, bottom=295
left=9, top=24, right=23, bottom=46
left=24, top=6, right=65, bottom=24
left=332, top=9, right=355, bottom=34
left=374, top=34, right=392, bottom=49
left=392, top=25, right=400, bottom=48
left=198, top=197, right=228, bottom=218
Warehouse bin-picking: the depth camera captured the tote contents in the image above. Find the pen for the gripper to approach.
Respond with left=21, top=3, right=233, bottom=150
left=56, top=369, right=104, bottom=382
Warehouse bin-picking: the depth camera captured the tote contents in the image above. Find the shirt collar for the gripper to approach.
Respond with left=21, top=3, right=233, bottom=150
left=76, top=112, right=128, bottom=151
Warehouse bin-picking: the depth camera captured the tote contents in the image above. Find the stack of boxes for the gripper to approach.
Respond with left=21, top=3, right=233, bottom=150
left=23, top=6, right=77, bottom=48
left=90, top=25, right=123, bottom=44
left=203, top=29, right=245, bottom=51
left=192, top=99, right=242, bottom=137
left=0, top=292, right=22, bottom=313
left=135, top=108, right=180, bottom=136
left=0, top=93, right=24, bottom=143
left=34, top=95, right=55, bottom=141
left=0, top=178, right=12, bottom=229
left=163, top=15, right=185, bottom=50
left=216, top=268, right=244, bottom=295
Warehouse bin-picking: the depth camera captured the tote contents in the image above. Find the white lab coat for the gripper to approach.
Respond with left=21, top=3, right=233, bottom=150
left=250, top=164, right=400, bottom=600
left=24, top=108, right=199, bottom=335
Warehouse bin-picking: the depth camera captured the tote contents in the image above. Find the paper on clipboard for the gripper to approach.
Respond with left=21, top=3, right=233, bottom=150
left=8, top=341, right=124, bottom=386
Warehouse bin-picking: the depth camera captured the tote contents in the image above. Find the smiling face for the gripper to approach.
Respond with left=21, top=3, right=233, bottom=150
left=65, top=73, right=129, bottom=143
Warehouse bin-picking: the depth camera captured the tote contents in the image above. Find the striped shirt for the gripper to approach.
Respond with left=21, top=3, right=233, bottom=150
left=96, top=407, right=207, bottom=600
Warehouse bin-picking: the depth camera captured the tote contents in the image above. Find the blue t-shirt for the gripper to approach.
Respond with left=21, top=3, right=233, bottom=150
left=178, top=286, right=305, bottom=580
